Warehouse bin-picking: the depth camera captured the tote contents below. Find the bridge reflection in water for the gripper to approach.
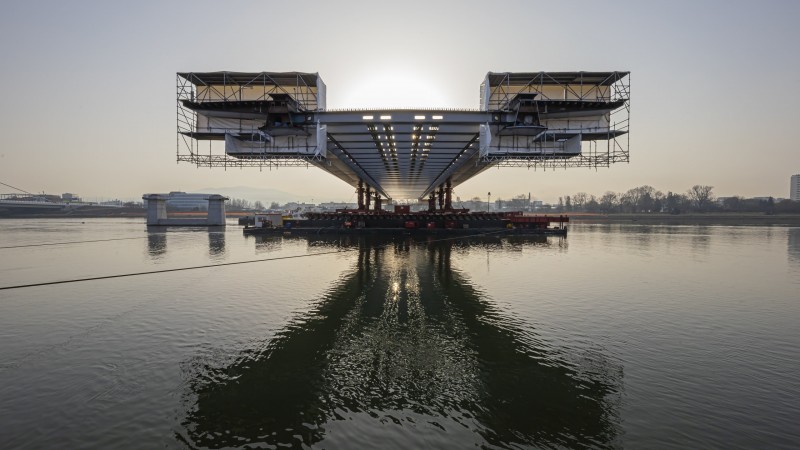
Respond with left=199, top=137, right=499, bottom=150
left=177, top=235, right=622, bottom=448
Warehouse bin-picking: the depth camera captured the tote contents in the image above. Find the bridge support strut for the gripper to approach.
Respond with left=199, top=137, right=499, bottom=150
left=357, top=180, right=365, bottom=210
left=445, top=179, right=453, bottom=211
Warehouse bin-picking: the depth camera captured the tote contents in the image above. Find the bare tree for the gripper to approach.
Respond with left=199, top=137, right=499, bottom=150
left=572, top=192, right=589, bottom=211
left=599, top=192, right=618, bottom=212
left=665, top=191, right=688, bottom=214
left=687, top=185, right=715, bottom=210
left=227, top=198, right=253, bottom=211
left=585, top=195, right=600, bottom=212
left=621, top=185, right=658, bottom=212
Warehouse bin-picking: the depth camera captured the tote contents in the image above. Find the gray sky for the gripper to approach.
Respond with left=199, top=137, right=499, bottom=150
left=1, top=0, right=798, bottom=203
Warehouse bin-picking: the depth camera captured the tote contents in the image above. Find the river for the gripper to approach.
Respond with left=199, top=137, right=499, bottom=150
left=1, top=219, right=798, bottom=448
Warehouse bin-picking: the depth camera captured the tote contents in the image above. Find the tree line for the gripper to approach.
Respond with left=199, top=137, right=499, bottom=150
left=227, top=198, right=265, bottom=211
left=226, top=187, right=800, bottom=214
left=551, top=185, right=800, bottom=214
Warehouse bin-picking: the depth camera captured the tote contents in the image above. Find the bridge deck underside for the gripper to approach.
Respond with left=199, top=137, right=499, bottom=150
left=322, top=112, right=486, bottom=200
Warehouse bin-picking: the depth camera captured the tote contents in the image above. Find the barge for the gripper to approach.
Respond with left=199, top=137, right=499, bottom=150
left=243, top=210, right=568, bottom=237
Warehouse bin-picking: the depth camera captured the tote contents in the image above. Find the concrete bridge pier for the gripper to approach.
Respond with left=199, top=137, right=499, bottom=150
left=207, top=195, right=227, bottom=226
left=144, top=194, right=168, bottom=225
left=143, top=193, right=228, bottom=226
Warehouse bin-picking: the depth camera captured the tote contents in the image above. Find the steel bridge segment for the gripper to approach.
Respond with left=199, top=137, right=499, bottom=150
left=175, top=71, right=630, bottom=202
left=315, top=109, right=491, bottom=200
left=324, top=134, right=389, bottom=199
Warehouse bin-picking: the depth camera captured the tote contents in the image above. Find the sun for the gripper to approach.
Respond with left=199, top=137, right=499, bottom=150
left=337, top=69, right=450, bottom=109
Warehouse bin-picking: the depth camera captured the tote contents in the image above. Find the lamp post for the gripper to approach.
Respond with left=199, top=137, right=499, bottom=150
left=487, top=192, right=491, bottom=212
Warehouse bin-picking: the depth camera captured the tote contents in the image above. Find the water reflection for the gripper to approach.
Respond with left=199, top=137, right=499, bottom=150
left=788, top=228, right=800, bottom=266
left=146, top=230, right=167, bottom=258
left=207, top=231, right=226, bottom=259
left=249, top=234, right=283, bottom=254
left=146, top=229, right=228, bottom=260
left=178, top=236, right=621, bottom=448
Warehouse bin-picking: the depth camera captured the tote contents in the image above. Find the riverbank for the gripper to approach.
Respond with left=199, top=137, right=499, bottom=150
left=0, top=208, right=253, bottom=219
left=569, top=213, right=800, bottom=226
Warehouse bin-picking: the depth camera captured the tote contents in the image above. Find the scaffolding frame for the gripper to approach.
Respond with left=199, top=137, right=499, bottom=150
left=178, top=72, right=323, bottom=109
left=176, top=154, right=325, bottom=169
left=176, top=72, right=326, bottom=169
left=481, top=71, right=629, bottom=110
left=479, top=72, right=630, bottom=169
left=173, top=70, right=631, bottom=199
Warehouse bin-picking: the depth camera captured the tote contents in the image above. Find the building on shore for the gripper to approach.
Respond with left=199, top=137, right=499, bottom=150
left=791, top=174, right=800, bottom=201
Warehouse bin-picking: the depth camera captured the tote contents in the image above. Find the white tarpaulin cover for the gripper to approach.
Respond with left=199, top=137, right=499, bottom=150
left=224, top=124, right=326, bottom=156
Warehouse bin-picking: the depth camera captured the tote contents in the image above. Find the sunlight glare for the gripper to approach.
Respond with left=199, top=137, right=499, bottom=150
left=339, top=69, right=449, bottom=108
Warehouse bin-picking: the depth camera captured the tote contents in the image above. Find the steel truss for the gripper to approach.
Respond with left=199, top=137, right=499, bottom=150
left=482, top=153, right=622, bottom=169
left=176, top=154, right=324, bottom=169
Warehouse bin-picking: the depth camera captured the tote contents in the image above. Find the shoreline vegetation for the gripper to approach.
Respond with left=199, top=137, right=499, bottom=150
left=569, top=213, right=800, bottom=226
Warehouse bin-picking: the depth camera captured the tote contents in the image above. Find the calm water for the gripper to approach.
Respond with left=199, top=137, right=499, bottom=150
left=1, top=218, right=799, bottom=449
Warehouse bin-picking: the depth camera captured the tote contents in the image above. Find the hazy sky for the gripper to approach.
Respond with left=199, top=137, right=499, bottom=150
left=1, top=0, right=798, bottom=203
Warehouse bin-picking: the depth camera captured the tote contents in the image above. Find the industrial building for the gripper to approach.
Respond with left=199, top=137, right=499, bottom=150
left=175, top=70, right=630, bottom=211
